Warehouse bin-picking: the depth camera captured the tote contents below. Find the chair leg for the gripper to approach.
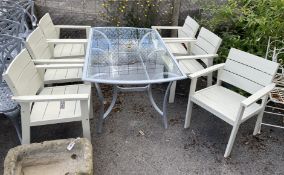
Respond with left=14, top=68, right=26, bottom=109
left=169, top=81, right=177, bottom=103
left=81, top=100, right=91, bottom=141
left=20, top=103, right=30, bottom=144
left=224, top=124, right=240, bottom=158
left=89, top=95, right=94, bottom=119
left=207, top=72, right=213, bottom=87
left=82, top=119, right=91, bottom=141
left=253, top=111, right=265, bottom=135
left=184, top=100, right=193, bottom=129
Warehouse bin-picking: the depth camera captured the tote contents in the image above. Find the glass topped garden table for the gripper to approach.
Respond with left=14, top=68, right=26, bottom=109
left=82, top=27, right=186, bottom=132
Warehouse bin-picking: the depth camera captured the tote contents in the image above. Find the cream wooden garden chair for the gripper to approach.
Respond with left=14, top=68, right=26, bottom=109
left=25, top=27, right=86, bottom=84
left=184, top=48, right=279, bottom=157
left=3, top=49, right=92, bottom=144
left=152, top=16, right=200, bottom=55
left=38, top=13, right=90, bottom=58
left=165, top=27, right=222, bottom=103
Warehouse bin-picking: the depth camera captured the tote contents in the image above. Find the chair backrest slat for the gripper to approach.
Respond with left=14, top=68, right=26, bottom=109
left=38, top=13, right=58, bottom=39
left=178, top=16, right=199, bottom=38
left=25, top=27, right=53, bottom=60
left=191, top=27, right=222, bottom=66
left=3, top=49, right=43, bottom=96
left=220, top=48, right=279, bottom=94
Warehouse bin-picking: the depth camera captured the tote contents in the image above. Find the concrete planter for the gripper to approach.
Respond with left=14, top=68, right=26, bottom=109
left=4, top=138, right=93, bottom=175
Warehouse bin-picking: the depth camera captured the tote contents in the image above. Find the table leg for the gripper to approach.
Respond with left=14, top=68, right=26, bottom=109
left=95, top=83, right=118, bottom=133
left=148, top=82, right=172, bottom=128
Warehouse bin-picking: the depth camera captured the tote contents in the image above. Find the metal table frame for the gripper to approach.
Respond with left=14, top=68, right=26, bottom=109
left=95, top=82, right=172, bottom=133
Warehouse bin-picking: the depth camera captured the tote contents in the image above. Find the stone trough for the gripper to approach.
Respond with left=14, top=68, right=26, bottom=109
left=4, top=138, right=93, bottom=175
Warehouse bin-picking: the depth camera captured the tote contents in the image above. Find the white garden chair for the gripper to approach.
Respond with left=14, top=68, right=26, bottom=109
left=184, top=48, right=279, bottom=157
left=152, top=16, right=200, bottom=55
left=38, top=13, right=91, bottom=58
left=25, top=27, right=86, bottom=84
left=165, top=27, right=222, bottom=103
left=3, top=49, right=92, bottom=144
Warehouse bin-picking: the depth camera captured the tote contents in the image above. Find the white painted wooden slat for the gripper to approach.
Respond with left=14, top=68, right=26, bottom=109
left=228, top=48, right=279, bottom=75
left=59, top=85, right=78, bottom=118
left=43, top=86, right=65, bottom=120
left=30, top=88, right=52, bottom=123
left=54, top=69, right=68, bottom=80
left=179, top=59, right=204, bottom=74
left=166, top=43, right=188, bottom=55
left=179, top=16, right=199, bottom=38
left=219, top=69, right=264, bottom=94
left=75, top=84, right=91, bottom=117
left=65, top=68, right=80, bottom=79
left=224, top=59, right=274, bottom=86
left=26, top=28, right=53, bottom=60
left=61, top=44, right=73, bottom=57
left=38, top=13, right=58, bottom=39
left=192, top=85, right=262, bottom=125
left=53, top=44, right=64, bottom=57
left=220, top=48, right=279, bottom=94
left=4, top=50, right=43, bottom=96
left=71, top=44, right=85, bottom=56
left=54, top=44, right=85, bottom=58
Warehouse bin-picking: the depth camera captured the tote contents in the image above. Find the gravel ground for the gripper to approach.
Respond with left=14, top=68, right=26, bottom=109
left=0, top=80, right=283, bottom=175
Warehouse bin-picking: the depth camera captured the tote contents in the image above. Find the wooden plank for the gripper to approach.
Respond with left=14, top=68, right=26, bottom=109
left=198, top=27, right=222, bottom=47
left=75, top=84, right=91, bottom=117
left=179, top=59, right=204, bottom=74
left=30, top=88, right=52, bottom=123
left=59, top=85, right=78, bottom=118
left=228, top=48, right=279, bottom=75
left=71, top=44, right=85, bottom=56
left=54, top=69, right=68, bottom=80
left=219, top=69, right=264, bottom=94
left=166, top=43, right=187, bottom=55
left=54, top=44, right=64, bottom=57
left=224, top=59, right=274, bottom=86
left=65, top=68, right=80, bottom=79
left=179, top=16, right=199, bottom=38
left=8, top=52, right=42, bottom=96
left=38, top=13, right=58, bottom=39
left=192, top=85, right=261, bottom=125
left=43, top=86, right=65, bottom=120
left=61, top=44, right=73, bottom=57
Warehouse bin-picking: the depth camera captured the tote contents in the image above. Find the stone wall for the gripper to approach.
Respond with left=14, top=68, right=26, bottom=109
left=34, top=0, right=206, bottom=27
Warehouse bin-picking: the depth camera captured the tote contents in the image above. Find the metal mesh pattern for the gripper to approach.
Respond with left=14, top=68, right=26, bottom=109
left=0, top=85, right=17, bottom=113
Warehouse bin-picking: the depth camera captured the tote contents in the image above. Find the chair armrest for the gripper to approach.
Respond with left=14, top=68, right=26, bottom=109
left=163, top=38, right=197, bottom=43
left=33, top=59, right=84, bottom=64
left=241, top=83, right=276, bottom=107
left=189, top=63, right=225, bottom=78
left=176, top=54, right=218, bottom=61
left=35, top=64, right=83, bottom=69
left=151, top=26, right=182, bottom=30
left=55, top=25, right=91, bottom=29
left=13, top=94, right=89, bottom=103
left=47, top=39, right=88, bottom=44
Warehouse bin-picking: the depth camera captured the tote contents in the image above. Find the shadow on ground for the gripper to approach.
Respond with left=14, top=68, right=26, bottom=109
left=0, top=80, right=283, bottom=175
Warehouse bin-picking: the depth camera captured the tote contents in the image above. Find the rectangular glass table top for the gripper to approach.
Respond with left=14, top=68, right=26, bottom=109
left=82, top=27, right=186, bottom=84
